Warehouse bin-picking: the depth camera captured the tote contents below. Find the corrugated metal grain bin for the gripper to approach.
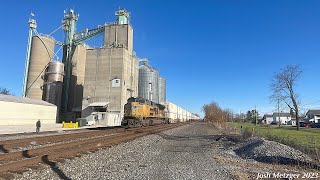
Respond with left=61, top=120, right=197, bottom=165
left=138, top=62, right=159, bottom=103
left=158, top=76, right=166, bottom=103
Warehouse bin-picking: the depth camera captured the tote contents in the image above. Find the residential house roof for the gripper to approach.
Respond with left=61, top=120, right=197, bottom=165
left=272, top=112, right=291, bottom=117
left=263, top=114, right=273, bottom=118
left=306, top=110, right=320, bottom=115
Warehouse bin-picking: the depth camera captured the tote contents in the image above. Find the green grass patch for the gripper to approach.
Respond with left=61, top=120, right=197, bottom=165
left=228, top=122, right=320, bottom=151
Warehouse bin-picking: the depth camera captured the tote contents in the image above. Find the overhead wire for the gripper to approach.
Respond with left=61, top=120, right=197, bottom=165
left=48, top=25, right=63, bottom=36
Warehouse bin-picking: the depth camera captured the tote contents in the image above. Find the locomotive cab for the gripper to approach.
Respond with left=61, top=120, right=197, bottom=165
left=122, top=97, right=168, bottom=128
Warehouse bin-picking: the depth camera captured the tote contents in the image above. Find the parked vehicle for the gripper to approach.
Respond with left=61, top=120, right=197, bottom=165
left=311, top=123, right=320, bottom=128
left=299, top=122, right=305, bottom=127
left=303, top=122, right=312, bottom=128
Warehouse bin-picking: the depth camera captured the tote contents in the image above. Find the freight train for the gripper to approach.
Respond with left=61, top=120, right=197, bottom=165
left=121, top=97, right=200, bottom=128
left=121, top=97, right=169, bottom=128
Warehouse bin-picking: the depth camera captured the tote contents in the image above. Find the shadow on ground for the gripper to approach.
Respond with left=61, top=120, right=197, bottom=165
left=22, top=150, right=32, bottom=158
left=42, top=155, right=71, bottom=180
left=158, top=133, right=241, bottom=143
left=0, top=145, right=9, bottom=153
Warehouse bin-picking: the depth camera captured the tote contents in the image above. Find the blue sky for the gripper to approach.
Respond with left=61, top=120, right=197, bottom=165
left=1, top=0, right=320, bottom=116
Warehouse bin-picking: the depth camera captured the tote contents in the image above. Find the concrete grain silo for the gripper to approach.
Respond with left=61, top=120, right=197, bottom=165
left=26, top=35, right=55, bottom=100
left=68, top=44, right=89, bottom=114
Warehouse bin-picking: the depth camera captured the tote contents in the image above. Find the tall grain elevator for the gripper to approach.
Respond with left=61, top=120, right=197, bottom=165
left=23, top=9, right=142, bottom=122
left=82, top=9, right=139, bottom=117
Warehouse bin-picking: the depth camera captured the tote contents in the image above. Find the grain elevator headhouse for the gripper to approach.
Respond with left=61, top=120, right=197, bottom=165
left=103, top=9, right=133, bottom=54
left=82, top=9, right=139, bottom=120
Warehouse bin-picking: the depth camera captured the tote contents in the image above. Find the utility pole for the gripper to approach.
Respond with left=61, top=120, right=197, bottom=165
left=278, top=99, right=280, bottom=127
left=231, top=112, right=234, bottom=122
left=255, top=105, right=257, bottom=126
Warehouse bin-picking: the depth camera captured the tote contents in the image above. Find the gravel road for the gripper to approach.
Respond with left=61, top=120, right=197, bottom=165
left=13, top=121, right=234, bottom=180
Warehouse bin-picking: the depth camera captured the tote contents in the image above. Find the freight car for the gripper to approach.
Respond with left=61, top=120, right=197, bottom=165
left=121, top=97, right=169, bottom=128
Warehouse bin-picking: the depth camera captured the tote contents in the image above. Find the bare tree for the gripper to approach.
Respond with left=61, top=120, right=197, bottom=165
left=0, top=87, right=12, bottom=95
left=202, top=101, right=232, bottom=127
left=270, top=65, right=302, bottom=131
left=224, top=108, right=234, bottom=122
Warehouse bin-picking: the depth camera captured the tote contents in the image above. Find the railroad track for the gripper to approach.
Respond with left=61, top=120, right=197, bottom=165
left=0, top=123, right=186, bottom=177
left=0, top=127, right=124, bottom=150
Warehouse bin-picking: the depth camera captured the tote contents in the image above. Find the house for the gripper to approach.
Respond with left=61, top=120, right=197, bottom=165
left=287, top=118, right=297, bottom=126
left=306, top=110, right=320, bottom=123
left=262, top=114, right=273, bottom=124
left=273, top=112, right=291, bottom=125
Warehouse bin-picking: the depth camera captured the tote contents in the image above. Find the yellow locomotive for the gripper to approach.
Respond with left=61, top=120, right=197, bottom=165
left=121, top=97, right=169, bottom=128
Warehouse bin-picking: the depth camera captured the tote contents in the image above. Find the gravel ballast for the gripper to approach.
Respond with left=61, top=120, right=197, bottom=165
left=233, top=137, right=314, bottom=165
left=13, top=122, right=234, bottom=180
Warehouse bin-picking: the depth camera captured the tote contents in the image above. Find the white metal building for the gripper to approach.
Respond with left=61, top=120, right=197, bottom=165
left=81, top=102, right=122, bottom=127
left=0, top=94, right=57, bottom=125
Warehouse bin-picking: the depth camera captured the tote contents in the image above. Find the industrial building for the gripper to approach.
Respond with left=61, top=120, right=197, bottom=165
left=82, top=47, right=139, bottom=116
left=21, top=9, right=139, bottom=124
left=0, top=94, right=57, bottom=125
left=19, top=8, right=198, bottom=126
left=81, top=10, right=139, bottom=123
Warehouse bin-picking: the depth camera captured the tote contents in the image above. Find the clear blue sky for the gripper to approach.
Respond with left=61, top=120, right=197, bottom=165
left=1, top=0, right=320, bottom=116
